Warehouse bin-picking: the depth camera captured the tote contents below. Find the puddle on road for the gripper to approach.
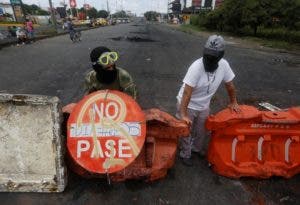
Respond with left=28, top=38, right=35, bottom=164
left=110, top=36, right=156, bottom=42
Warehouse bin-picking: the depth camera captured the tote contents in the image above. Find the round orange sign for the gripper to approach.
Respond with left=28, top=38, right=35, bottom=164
left=67, top=90, right=146, bottom=174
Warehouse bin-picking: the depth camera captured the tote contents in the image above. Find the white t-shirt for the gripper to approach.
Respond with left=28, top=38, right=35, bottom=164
left=177, top=57, right=235, bottom=110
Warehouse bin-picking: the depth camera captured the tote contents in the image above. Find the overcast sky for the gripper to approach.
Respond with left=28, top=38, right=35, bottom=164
left=0, top=0, right=169, bottom=16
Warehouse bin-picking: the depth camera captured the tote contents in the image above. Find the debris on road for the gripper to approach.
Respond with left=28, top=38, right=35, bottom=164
left=259, top=102, right=282, bottom=111
left=110, top=36, right=156, bottom=42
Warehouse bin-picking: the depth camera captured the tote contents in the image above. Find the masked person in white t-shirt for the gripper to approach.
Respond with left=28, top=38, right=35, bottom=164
left=176, top=35, right=240, bottom=166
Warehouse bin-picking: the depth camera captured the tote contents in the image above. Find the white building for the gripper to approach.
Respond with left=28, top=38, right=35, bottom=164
left=180, top=0, right=192, bottom=9
left=200, top=0, right=219, bottom=10
left=0, top=3, right=16, bottom=21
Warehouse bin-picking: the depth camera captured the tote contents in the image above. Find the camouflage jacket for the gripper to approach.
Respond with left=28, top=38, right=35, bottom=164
left=84, top=67, right=137, bottom=100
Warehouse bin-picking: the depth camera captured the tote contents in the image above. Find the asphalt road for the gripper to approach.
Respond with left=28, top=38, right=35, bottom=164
left=0, top=19, right=299, bottom=205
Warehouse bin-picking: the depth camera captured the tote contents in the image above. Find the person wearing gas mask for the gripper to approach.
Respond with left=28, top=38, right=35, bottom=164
left=176, top=35, right=240, bottom=166
left=84, top=46, right=137, bottom=99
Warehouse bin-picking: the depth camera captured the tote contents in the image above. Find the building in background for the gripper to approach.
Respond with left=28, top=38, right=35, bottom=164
left=0, top=3, right=15, bottom=21
left=180, top=0, right=192, bottom=9
left=168, top=0, right=181, bottom=15
left=187, top=0, right=224, bottom=13
left=192, top=0, right=224, bottom=10
left=56, top=7, right=67, bottom=19
left=10, top=0, right=25, bottom=22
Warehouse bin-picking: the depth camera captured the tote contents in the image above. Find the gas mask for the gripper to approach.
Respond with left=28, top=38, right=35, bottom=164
left=90, top=48, right=119, bottom=84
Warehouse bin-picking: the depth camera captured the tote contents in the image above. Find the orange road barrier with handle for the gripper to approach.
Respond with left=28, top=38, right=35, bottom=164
left=206, top=105, right=300, bottom=178
left=63, top=90, right=189, bottom=182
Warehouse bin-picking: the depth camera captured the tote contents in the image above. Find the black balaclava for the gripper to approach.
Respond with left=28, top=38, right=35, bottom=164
left=90, top=46, right=118, bottom=84
left=203, top=51, right=224, bottom=73
left=202, top=35, right=225, bottom=73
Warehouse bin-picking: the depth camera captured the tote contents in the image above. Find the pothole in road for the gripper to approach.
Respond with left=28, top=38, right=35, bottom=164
left=272, top=57, right=288, bottom=63
left=270, top=57, right=300, bottom=67
left=127, top=36, right=156, bottom=42
left=130, top=31, right=148, bottom=35
left=110, top=36, right=156, bottom=42
left=111, top=37, right=122, bottom=41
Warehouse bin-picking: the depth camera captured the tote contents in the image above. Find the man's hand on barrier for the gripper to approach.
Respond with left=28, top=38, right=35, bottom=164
left=181, top=115, right=192, bottom=127
left=228, top=102, right=241, bottom=113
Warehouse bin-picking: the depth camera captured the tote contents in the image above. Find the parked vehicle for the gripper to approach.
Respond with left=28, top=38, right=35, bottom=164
left=92, top=18, right=108, bottom=27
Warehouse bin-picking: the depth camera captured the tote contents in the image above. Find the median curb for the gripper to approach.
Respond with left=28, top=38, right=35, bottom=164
left=0, top=26, right=98, bottom=50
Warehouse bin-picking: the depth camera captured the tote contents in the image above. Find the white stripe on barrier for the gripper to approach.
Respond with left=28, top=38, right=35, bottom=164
left=258, top=137, right=264, bottom=161
left=231, top=137, right=238, bottom=162
left=285, top=138, right=292, bottom=163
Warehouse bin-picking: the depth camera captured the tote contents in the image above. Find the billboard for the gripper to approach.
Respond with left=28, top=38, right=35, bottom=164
left=83, top=3, right=91, bottom=10
left=69, top=0, right=77, bottom=8
left=192, top=0, right=201, bottom=7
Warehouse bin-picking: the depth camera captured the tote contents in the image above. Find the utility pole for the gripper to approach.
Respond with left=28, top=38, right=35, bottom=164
left=63, top=0, right=66, bottom=17
left=48, top=0, right=57, bottom=31
left=167, top=0, right=169, bottom=21
left=84, top=0, right=87, bottom=19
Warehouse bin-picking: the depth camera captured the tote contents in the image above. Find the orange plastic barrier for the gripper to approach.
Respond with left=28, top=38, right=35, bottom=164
left=206, top=105, right=300, bottom=178
left=63, top=91, right=189, bottom=182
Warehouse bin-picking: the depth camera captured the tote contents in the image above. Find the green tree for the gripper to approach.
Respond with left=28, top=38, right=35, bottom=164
left=221, top=0, right=244, bottom=33
left=280, top=0, right=300, bottom=29
left=78, top=7, right=98, bottom=19
left=204, top=9, right=224, bottom=31
left=144, top=11, right=160, bottom=21
left=112, top=10, right=128, bottom=18
left=22, top=4, right=50, bottom=16
left=97, top=10, right=109, bottom=18
left=215, top=0, right=299, bottom=32
left=241, top=0, right=269, bottom=35
left=87, top=7, right=98, bottom=19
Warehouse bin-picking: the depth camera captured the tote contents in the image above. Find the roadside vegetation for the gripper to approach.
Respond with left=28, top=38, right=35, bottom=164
left=144, top=11, right=160, bottom=21
left=188, top=0, right=299, bottom=50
